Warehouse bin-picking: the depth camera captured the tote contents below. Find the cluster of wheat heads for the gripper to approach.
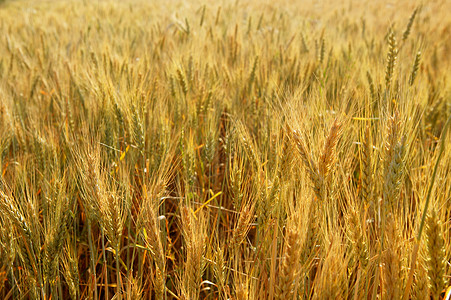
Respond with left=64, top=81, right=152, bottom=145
left=0, top=0, right=450, bottom=299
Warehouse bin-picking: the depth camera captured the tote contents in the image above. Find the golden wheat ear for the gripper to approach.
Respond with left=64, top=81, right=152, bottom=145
left=276, top=226, right=303, bottom=299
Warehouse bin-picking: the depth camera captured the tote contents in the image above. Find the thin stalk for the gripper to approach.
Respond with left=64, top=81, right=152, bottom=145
left=116, top=248, right=121, bottom=299
left=58, top=276, right=63, bottom=300
left=159, top=215, right=167, bottom=299
left=403, top=114, right=450, bottom=299
left=130, top=227, right=139, bottom=291
left=87, top=219, right=98, bottom=300
left=126, top=215, right=131, bottom=289
left=101, top=228, right=109, bottom=300
left=9, top=265, right=19, bottom=298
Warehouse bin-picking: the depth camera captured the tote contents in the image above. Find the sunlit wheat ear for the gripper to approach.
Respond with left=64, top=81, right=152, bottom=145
left=314, top=234, right=348, bottom=299
left=88, top=152, right=121, bottom=291
left=425, top=208, right=446, bottom=300
left=366, top=71, right=377, bottom=103
left=413, top=259, right=429, bottom=300
left=82, top=153, right=101, bottom=299
left=181, top=206, right=206, bottom=300
left=212, top=245, right=227, bottom=296
left=112, top=97, right=127, bottom=142
left=316, top=37, right=325, bottom=64
left=409, top=51, right=421, bottom=86
left=176, top=67, right=188, bottom=96
left=301, top=204, right=318, bottom=263
left=124, top=273, right=143, bottom=300
left=138, top=180, right=166, bottom=300
left=383, top=111, right=406, bottom=212
left=231, top=201, right=254, bottom=250
left=61, top=242, right=80, bottom=300
left=131, top=104, right=144, bottom=154
left=248, top=55, right=259, bottom=89
left=301, top=33, right=309, bottom=53
left=383, top=217, right=401, bottom=300
left=229, top=154, right=245, bottom=209
left=346, top=206, right=369, bottom=270
left=236, top=122, right=260, bottom=169
left=299, top=201, right=319, bottom=298
left=0, top=218, right=16, bottom=278
left=153, top=266, right=165, bottom=300
left=402, top=8, right=418, bottom=42
left=383, top=137, right=406, bottom=211
left=169, top=75, right=177, bottom=98
left=85, top=153, right=101, bottom=216
left=43, top=207, right=69, bottom=287
left=290, top=128, right=322, bottom=200
left=0, top=190, right=38, bottom=280
left=361, top=125, right=373, bottom=206
left=276, top=227, right=303, bottom=299
left=385, top=31, right=398, bottom=91
left=99, top=191, right=125, bottom=253
left=236, top=284, right=249, bottom=300
left=318, top=118, right=342, bottom=179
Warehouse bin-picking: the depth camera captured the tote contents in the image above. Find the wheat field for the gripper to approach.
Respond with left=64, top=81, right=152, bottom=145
left=0, top=0, right=450, bottom=299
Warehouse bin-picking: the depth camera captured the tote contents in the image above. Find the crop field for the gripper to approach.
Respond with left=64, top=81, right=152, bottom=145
left=0, top=0, right=450, bottom=299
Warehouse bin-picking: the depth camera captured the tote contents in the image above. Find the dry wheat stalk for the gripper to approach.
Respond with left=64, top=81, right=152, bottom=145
left=425, top=208, right=446, bottom=300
